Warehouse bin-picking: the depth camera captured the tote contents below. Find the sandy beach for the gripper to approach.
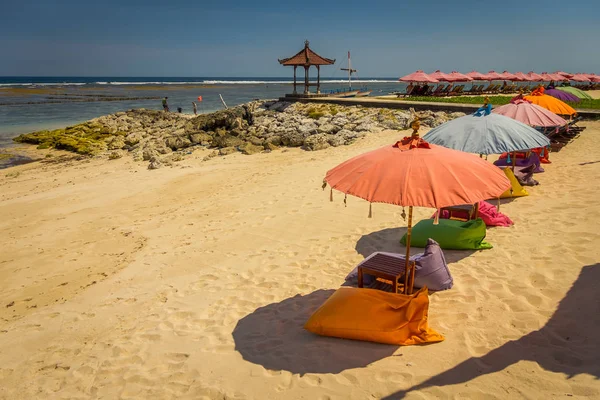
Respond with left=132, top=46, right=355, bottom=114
left=1, top=121, right=599, bottom=399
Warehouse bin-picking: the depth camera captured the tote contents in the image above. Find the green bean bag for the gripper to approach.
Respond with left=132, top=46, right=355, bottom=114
left=400, top=218, right=492, bottom=250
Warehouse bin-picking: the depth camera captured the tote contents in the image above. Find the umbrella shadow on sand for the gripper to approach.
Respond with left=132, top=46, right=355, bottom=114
left=355, top=227, right=476, bottom=264
left=382, top=263, right=600, bottom=399
left=232, top=289, right=398, bottom=375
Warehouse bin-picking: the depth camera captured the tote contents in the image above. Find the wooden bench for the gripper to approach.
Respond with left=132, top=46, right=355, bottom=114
left=358, top=253, right=415, bottom=294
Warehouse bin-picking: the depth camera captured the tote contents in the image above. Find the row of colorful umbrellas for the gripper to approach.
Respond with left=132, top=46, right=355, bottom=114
left=400, top=70, right=600, bottom=83
left=323, top=84, right=576, bottom=294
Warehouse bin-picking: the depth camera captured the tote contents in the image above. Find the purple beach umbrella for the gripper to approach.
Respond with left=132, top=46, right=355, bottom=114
left=545, top=89, right=580, bottom=103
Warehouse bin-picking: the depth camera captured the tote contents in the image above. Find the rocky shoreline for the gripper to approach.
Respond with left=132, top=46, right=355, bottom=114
left=13, top=100, right=466, bottom=169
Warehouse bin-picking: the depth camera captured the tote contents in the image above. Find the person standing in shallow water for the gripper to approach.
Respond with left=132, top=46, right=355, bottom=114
left=192, top=102, right=197, bottom=115
left=162, top=97, right=169, bottom=112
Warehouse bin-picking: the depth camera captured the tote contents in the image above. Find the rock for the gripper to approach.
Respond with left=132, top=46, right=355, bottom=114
left=280, top=131, right=307, bottom=147
left=125, top=132, right=143, bottom=146
left=107, top=136, right=125, bottom=150
left=327, top=135, right=346, bottom=147
left=219, top=147, right=237, bottom=156
left=239, top=142, right=263, bottom=155
left=264, top=142, right=278, bottom=151
left=203, top=151, right=219, bottom=161
left=189, top=132, right=212, bottom=145
left=265, top=136, right=282, bottom=146
left=303, top=134, right=331, bottom=151
left=317, top=123, right=338, bottom=134
left=142, top=147, right=158, bottom=161
left=108, top=151, right=123, bottom=160
left=212, top=134, right=245, bottom=148
left=165, top=136, right=192, bottom=150
left=148, top=157, right=162, bottom=170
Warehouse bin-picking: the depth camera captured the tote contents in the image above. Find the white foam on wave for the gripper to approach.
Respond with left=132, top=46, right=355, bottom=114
left=0, top=82, right=88, bottom=87
left=0, top=79, right=399, bottom=87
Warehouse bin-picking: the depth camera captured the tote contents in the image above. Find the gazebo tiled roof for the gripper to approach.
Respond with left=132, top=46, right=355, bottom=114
left=278, top=40, right=335, bottom=66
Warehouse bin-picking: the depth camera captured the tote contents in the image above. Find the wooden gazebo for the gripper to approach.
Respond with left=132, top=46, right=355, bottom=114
left=278, top=40, right=335, bottom=95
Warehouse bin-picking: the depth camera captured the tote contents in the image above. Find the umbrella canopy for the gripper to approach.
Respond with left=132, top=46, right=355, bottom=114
left=545, top=88, right=580, bottom=103
left=448, top=71, right=473, bottom=81
left=499, top=71, right=519, bottom=80
left=524, top=94, right=577, bottom=116
left=324, top=135, right=510, bottom=294
left=556, top=86, right=593, bottom=100
left=422, top=113, right=551, bottom=155
left=539, top=72, right=557, bottom=81
left=486, top=70, right=503, bottom=80
left=589, top=75, right=600, bottom=83
left=399, top=70, right=439, bottom=83
left=570, top=74, right=590, bottom=82
left=513, top=72, right=529, bottom=81
left=526, top=71, right=544, bottom=81
left=325, top=139, right=510, bottom=209
left=493, top=99, right=567, bottom=127
left=428, top=70, right=455, bottom=82
left=554, top=71, right=573, bottom=79
left=465, top=70, right=489, bottom=80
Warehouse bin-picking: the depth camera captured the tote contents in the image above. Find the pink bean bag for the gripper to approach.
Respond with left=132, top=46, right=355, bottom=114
left=432, top=201, right=513, bottom=227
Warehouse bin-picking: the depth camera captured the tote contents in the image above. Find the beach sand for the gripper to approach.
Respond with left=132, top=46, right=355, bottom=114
left=1, top=123, right=599, bottom=399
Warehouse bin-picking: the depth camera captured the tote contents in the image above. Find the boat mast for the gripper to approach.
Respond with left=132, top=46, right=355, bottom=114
left=340, top=51, right=357, bottom=91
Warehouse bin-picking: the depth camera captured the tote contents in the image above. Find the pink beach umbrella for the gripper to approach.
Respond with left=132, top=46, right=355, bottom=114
left=513, top=72, right=529, bottom=81
left=486, top=70, right=504, bottom=80
left=554, top=71, right=573, bottom=79
left=428, top=70, right=455, bottom=82
left=493, top=98, right=567, bottom=128
left=448, top=71, right=473, bottom=81
left=539, top=72, right=556, bottom=81
left=570, top=74, right=591, bottom=82
left=589, top=75, right=600, bottom=83
left=465, top=70, right=488, bottom=80
left=399, top=70, right=439, bottom=83
left=526, top=71, right=544, bottom=82
left=499, top=71, right=519, bottom=80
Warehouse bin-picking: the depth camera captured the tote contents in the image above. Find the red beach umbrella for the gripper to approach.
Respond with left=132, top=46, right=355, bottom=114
left=554, top=71, right=573, bottom=79
left=486, top=70, right=503, bottom=80
left=448, top=71, right=473, bottom=81
left=465, top=70, right=489, bottom=80
left=499, top=71, right=519, bottom=80
left=399, top=70, right=439, bottom=83
left=526, top=72, right=544, bottom=82
left=539, top=72, right=555, bottom=81
left=493, top=98, right=567, bottom=127
left=428, top=70, right=456, bottom=82
left=513, top=72, right=529, bottom=81
left=570, top=74, right=591, bottom=82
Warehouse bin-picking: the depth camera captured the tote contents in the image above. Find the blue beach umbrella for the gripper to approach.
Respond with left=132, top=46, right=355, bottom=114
left=423, top=107, right=550, bottom=155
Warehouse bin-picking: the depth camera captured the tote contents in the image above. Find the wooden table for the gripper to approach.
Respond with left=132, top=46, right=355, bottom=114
left=440, top=202, right=479, bottom=221
left=358, top=253, right=415, bottom=294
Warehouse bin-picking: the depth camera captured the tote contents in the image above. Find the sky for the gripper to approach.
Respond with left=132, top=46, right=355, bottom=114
left=1, top=0, right=599, bottom=77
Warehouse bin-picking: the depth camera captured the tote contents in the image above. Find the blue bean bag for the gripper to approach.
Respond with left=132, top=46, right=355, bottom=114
left=400, top=218, right=492, bottom=250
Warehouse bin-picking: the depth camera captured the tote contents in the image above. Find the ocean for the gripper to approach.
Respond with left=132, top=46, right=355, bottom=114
left=0, top=77, right=405, bottom=147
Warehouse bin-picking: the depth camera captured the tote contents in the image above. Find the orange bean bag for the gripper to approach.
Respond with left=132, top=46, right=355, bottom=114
left=304, top=287, right=444, bottom=346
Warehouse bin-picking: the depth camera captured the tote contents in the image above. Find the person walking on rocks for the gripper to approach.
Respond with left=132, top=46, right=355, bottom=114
left=192, top=101, right=197, bottom=115
left=162, top=97, right=169, bottom=112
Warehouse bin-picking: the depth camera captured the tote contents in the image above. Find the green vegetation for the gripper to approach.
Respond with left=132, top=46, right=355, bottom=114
left=306, top=107, right=326, bottom=120
left=13, top=122, right=112, bottom=155
left=388, top=95, right=600, bottom=110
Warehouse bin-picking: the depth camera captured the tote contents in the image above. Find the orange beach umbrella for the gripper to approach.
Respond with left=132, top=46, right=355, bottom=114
left=524, top=93, right=577, bottom=116
left=324, top=133, right=510, bottom=294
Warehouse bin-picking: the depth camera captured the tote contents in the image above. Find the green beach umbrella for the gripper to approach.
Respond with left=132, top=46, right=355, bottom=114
left=555, top=87, right=593, bottom=100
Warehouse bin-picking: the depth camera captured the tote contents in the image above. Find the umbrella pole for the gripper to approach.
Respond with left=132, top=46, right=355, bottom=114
left=403, top=206, right=413, bottom=295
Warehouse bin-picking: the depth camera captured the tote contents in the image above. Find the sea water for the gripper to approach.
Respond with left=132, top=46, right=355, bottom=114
left=0, top=77, right=404, bottom=147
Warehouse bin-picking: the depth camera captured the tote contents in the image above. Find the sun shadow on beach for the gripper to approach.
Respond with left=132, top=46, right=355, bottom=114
left=355, top=227, right=475, bottom=264
left=381, top=263, right=600, bottom=399
left=232, top=289, right=398, bottom=375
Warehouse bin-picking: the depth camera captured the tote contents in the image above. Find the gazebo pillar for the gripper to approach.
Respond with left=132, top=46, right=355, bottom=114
left=304, top=65, right=309, bottom=94
left=293, top=66, right=297, bottom=94
left=317, top=65, right=321, bottom=94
